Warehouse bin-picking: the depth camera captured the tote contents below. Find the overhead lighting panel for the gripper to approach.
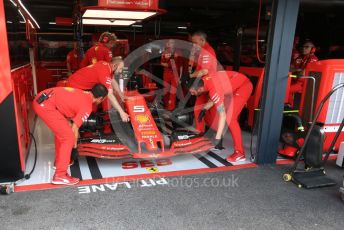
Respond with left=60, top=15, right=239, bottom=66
left=82, top=19, right=136, bottom=26
left=81, top=0, right=164, bottom=27
left=83, top=9, right=156, bottom=20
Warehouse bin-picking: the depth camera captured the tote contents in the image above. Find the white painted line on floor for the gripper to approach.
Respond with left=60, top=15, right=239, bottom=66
left=78, top=157, right=93, bottom=180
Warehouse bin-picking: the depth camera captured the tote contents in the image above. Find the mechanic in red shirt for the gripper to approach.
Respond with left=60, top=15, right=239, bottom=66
left=190, top=31, right=217, bottom=78
left=161, top=39, right=183, bottom=111
left=189, top=71, right=253, bottom=162
left=291, top=40, right=318, bottom=72
left=290, top=36, right=300, bottom=64
left=67, top=58, right=129, bottom=122
left=289, top=40, right=318, bottom=106
left=66, top=41, right=82, bottom=76
left=33, top=84, right=108, bottom=185
left=79, top=32, right=116, bottom=68
left=189, top=31, right=218, bottom=133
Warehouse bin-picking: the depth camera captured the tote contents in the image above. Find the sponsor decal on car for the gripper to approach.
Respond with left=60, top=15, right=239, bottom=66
left=135, top=114, right=150, bottom=124
left=90, top=139, right=117, bottom=144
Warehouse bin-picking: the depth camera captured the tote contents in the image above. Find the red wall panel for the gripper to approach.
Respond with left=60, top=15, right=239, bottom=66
left=11, top=65, right=35, bottom=171
left=0, top=0, right=12, bottom=103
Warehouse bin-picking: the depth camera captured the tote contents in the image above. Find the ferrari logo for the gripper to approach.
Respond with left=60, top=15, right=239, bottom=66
left=91, top=57, right=97, bottom=64
left=146, top=167, right=159, bottom=173
left=149, top=138, right=155, bottom=148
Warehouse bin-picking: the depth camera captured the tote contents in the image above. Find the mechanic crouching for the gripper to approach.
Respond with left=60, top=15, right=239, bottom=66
left=189, top=71, right=252, bottom=163
left=33, top=84, right=108, bottom=185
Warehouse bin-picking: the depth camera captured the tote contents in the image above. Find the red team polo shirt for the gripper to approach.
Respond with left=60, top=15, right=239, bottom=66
left=203, top=71, right=250, bottom=109
left=293, top=54, right=318, bottom=69
left=67, top=61, right=113, bottom=90
left=41, top=87, right=93, bottom=127
left=161, top=49, right=183, bottom=70
left=79, top=43, right=113, bottom=68
left=196, top=42, right=217, bottom=76
left=66, top=49, right=82, bottom=73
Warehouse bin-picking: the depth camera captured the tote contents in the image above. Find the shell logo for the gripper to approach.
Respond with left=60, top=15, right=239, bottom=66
left=135, top=114, right=150, bottom=124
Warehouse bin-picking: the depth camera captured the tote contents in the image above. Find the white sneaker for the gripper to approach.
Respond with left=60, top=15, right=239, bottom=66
left=52, top=174, right=79, bottom=185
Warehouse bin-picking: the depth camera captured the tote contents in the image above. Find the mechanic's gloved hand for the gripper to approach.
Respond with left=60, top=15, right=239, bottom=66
left=212, top=138, right=225, bottom=150
left=71, top=148, right=79, bottom=161
left=198, top=109, right=207, bottom=122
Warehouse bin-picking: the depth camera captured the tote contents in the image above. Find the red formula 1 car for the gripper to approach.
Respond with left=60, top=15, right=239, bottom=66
left=77, top=90, right=214, bottom=159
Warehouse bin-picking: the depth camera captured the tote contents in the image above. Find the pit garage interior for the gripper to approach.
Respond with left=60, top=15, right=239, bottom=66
left=0, top=0, right=344, bottom=228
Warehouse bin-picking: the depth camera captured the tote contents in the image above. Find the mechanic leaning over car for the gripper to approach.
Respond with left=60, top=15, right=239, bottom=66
left=189, top=31, right=218, bottom=134
left=79, top=32, right=117, bottom=68
left=33, top=84, right=108, bottom=185
left=189, top=71, right=253, bottom=163
left=66, top=57, right=130, bottom=122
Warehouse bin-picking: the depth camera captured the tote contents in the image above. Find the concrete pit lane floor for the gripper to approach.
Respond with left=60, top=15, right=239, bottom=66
left=1, top=160, right=343, bottom=230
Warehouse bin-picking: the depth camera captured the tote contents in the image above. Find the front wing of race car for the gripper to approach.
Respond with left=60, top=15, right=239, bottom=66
left=77, top=91, right=214, bottom=159
left=78, top=135, right=132, bottom=159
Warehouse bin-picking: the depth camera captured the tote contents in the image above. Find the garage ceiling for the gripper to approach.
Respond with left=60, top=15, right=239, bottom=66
left=1, top=0, right=340, bottom=49
left=17, top=0, right=343, bottom=34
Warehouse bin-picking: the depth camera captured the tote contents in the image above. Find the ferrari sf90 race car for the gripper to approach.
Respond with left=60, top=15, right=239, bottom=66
left=77, top=89, right=214, bottom=159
